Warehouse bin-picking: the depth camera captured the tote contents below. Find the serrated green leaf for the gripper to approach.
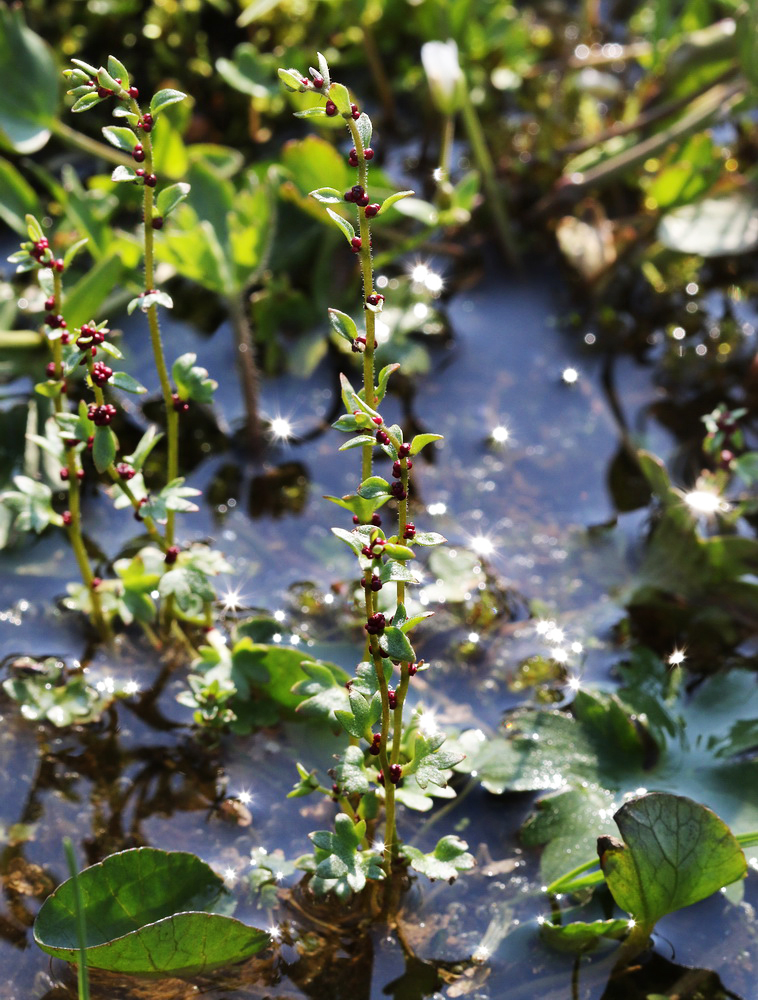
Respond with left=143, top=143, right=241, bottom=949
left=406, top=732, right=465, bottom=789
left=400, top=836, right=474, bottom=882
left=334, top=745, right=370, bottom=793
left=172, top=353, right=217, bottom=403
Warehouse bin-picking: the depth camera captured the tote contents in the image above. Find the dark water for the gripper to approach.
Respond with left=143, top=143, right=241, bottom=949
left=1, top=255, right=755, bottom=1000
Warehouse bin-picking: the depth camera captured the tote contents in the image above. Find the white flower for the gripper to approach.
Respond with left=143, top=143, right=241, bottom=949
left=421, top=40, right=465, bottom=116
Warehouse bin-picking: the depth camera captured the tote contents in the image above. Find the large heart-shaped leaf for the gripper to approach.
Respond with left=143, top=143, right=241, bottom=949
left=601, top=793, right=746, bottom=929
left=34, top=848, right=270, bottom=976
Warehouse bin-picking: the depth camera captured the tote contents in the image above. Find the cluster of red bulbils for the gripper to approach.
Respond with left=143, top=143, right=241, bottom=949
left=25, top=237, right=64, bottom=272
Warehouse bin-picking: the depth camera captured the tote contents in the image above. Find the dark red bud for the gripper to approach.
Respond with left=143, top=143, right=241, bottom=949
left=325, top=100, right=337, bottom=116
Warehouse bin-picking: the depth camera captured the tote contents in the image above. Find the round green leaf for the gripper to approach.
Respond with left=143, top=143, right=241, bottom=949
left=34, top=847, right=270, bottom=976
left=602, top=792, right=747, bottom=927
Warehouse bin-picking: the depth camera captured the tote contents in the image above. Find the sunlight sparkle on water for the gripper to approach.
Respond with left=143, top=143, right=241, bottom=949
left=491, top=425, right=510, bottom=444
left=535, top=619, right=555, bottom=636
left=223, top=867, right=238, bottom=885
left=567, top=675, right=582, bottom=691
left=467, top=632, right=480, bottom=644
left=562, top=367, right=579, bottom=384
left=552, top=648, right=569, bottom=664
left=123, top=680, right=140, bottom=696
left=668, top=647, right=686, bottom=666
left=269, top=415, right=294, bottom=441
left=472, top=944, right=490, bottom=964
left=372, top=838, right=386, bottom=853
left=428, top=502, right=447, bottom=516
left=627, top=918, right=636, bottom=929
left=470, top=534, right=495, bottom=557
left=268, top=924, right=282, bottom=942
left=545, top=626, right=564, bottom=645
left=237, top=790, right=253, bottom=805
left=274, top=609, right=285, bottom=621
left=220, top=584, right=246, bottom=614
left=684, top=489, right=724, bottom=515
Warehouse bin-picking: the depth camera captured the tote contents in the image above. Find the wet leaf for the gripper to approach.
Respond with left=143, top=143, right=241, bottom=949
left=34, top=848, right=269, bottom=975
left=406, top=732, right=465, bottom=789
left=334, top=744, right=371, bottom=794
left=401, top=836, right=474, bottom=882
left=308, top=814, right=384, bottom=898
left=601, top=793, right=746, bottom=928
left=540, top=918, right=630, bottom=953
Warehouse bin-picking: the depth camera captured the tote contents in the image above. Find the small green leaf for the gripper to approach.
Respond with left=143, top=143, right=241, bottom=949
left=406, top=732, right=465, bottom=789
left=325, top=207, right=355, bottom=244
left=376, top=364, right=399, bottom=403
left=601, top=793, right=747, bottom=929
left=339, top=435, right=376, bottom=451
left=379, top=626, right=415, bottom=663
left=355, top=113, right=372, bottom=149
left=107, top=56, right=129, bottom=88
left=124, top=426, right=162, bottom=471
left=93, top=426, right=116, bottom=473
left=97, top=66, right=121, bottom=92
left=172, top=353, right=217, bottom=404
left=278, top=67, right=306, bottom=92
left=110, top=372, right=147, bottom=394
left=410, top=433, right=443, bottom=456
left=309, top=814, right=384, bottom=896
left=316, top=52, right=330, bottom=90
left=327, top=82, right=352, bottom=116
left=293, top=107, right=328, bottom=118
left=330, top=526, right=363, bottom=555
left=414, top=531, right=446, bottom=547
left=383, top=543, right=415, bottom=561
left=63, top=238, right=88, bottom=269
left=150, top=88, right=187, bottom=117
left=72, top=93, right=103, bottom=113
left=156, top=182, right=190, bottom=218
left=328, top=308, right=358, bottom=343
left=334, top=744, right=370, bottom=793
left=540, top=918, right=631, bottom=954
left=111, top=165, right=136, bottom=183
left=288, top=763, right=321, bottom=798
left=400, top=836, right=474, bottom=882
left=33, top=848, right=269, bottom=975
left=378, top=190, right=414, bottom=215
left=101, top=125, right=137, bottom=151
left=358, top=476, right=390, bottom=500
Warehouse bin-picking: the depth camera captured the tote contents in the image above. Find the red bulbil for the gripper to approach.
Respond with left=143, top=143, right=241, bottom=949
left=364, top=203, right=380, bottom=218
left=152, top=216, right=164, bottom=229
left=364, top=147, right=374, bottom=160
left=350, top=103, right=360, bottom=120
left=325, top=100, right=337, bottom=116
left=116, top=463, right=135, bottom=480
left=164, top=545, right=180, bottom=565
left=376, top=429, right=390, bottom=446
left=364, top=612, right=386, bottom=636
left=387, top=687, right=397, bottom=709
left=60, top=468, right=69, bottom=481
left=404, top=522, right=416, bottom=540
left=88, top=403, right=117, bottom=426
left=91, top=362, right=113, bottom=387
left=351, top=236, right=362, bottom=252
left=44, top=296, right=56, bottom=311
left=391, top=482, right=407, bottom=500
left=371, top=513, right=382, bottom=526
left=62, top=510, right=73, bottom=526
left=172, top=393, right=189, bottom=413
left=128, top=86, right=139, bottom=98
left=352, top=336, right=367, bottom=353
left=389, top=764, right=402, bottom=784
left=145, top=173, right=157, bottom=187
left=398, top=442, right=410, bottom=458
left=133, top=144, right=145, bottom=163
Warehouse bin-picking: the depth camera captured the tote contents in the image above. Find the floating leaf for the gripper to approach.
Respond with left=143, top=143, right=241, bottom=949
left=34, top=848, right=270, bottom=975
left=401, top=836, right=474, bottom=882
left=601, top=793, right=746, bottom=929
left=540, top=918, right=630, bottom=954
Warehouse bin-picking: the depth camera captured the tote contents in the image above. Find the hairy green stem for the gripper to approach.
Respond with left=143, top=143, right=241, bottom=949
left=227, top=295, right=262, bottom=454
left=130, top=98, right=179, bottom=546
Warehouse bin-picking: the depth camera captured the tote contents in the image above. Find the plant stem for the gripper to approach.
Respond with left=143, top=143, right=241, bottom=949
left=545, top=857, right=603, bottom=895
left=459, top=88, right=520, bottom=266
left=50, top=271, right=110, bottom=641
left=227, top=294, right=262, bottom=454
left=62, top=838, right=90, bottom=1000
left=50, top=117, right=132, bottom=168
left=130, top=99, right=179, bottom=547
left=435, top=114, right=455, bottom=207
